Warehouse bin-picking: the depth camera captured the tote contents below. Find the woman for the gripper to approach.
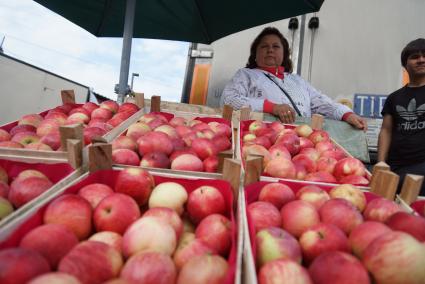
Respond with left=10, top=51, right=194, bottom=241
left=220, top=27, right=366, bottom=129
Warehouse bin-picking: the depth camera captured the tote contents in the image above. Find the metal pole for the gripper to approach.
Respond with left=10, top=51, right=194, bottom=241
left=116, top=0, right=136, bottom=104
left=180, top=43, right=197, bottom=103
left=297, top=14, right=306, bottom=76
left=130, top=73, right=139, bottom=91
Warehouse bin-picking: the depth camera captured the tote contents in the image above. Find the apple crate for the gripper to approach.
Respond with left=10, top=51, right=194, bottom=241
left=238, top=119, right=371, bottom=188
left=0, top=157, right=82, bottom=229
left=108, top=109, right=235, bottom=175
left=0, top=168, right=240, bottom=284
left=242, top=179, right=425, bottom=284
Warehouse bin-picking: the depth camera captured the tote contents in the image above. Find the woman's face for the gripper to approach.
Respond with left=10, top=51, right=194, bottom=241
left=255, top=34, right=284, bottom=68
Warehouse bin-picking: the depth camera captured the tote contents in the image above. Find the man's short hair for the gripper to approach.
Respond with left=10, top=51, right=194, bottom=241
left=401, top=38, right=425, bottom=67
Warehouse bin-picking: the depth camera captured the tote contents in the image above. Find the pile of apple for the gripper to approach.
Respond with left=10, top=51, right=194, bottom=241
left=247, top=182, right=425, bottom=284
left=0, top=167, right=235, bottom=284
left=242, top=120, right=369, bottom=185
left=0, top=100, right=140, bottom=151
left=0, top=166, right=55, bottom=220
left=111, top=112, right=232, bottom=173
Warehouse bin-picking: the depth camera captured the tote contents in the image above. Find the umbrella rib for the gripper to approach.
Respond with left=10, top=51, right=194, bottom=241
left=96, top=0, right=113, bottom=36
left=192, top=0, right=211, bottom=43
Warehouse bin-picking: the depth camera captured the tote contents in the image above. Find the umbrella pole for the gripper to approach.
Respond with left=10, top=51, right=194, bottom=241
left=116, top=0, right=136, bottom=104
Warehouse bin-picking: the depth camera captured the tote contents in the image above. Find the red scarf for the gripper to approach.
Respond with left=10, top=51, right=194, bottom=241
left=257, top=66, right=285, bottom=79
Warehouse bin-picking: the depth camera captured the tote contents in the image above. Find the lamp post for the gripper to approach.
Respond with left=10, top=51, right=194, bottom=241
left=130, top=73, right=139, bottom=91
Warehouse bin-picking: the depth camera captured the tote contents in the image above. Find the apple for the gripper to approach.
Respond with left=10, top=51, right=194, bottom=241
left=83, top=127, right=107, bottom=145
left=173, top=238, right=215, bottom=270
left=243, top=132, right=256, bottom=143
left=28, top=272, right=81, bottom=284
left=249, top=120, right=268, bottom=136
left=258, top=182, right=295, bottom=210
left=148, top=182, right=188, bottom=215
left=9, top=176, right=53, bottom=208
left=195, top=129, right=216, bottom=140
left=171, top=153, right=204, bottom=172
left=65, top=113, right=90, bottom=125
left=386, top=211, right=425, bottom=242
left=121, top=251, right=176, bottom=284
left=54, top=103, right=76, bottom=114
left=94, top=193, right=141, bottom=234
left=40, top=132, right=61, bottom=150
left=100, top=100, right=119, bottom=114
left=363, top=232, right=425, bottom=284
left=299, top=223, right=350, bottom=263
left=78, top=183, right=114, bottom=209
left=122, top=216, right=177, bottom=258
left=0, top=129, right=11, bottom=142
left=333, top=157, right=366, bottom=181
left=175, top=125, right=193, bottom=138
left=25, top=142, right=53, bottom=151
left=296, top=185, right=330, bottom=210
left=187, top=119, right=203, bottom=127
left=0, top=247, right=50, bottom=284
left=203, top=155, right=219, bottom=173
left=43, top=194, right=92, bottom=240
left=249, top=136, right=272, bottom=149
left=118, top=102, right=139, bottom=114
left=319, top=198, right=363, bottom=235
left=140, top=151, right=170, bottom=168
left=18, top=113, right=44, bottom=127
left=112, top=136, right=137, bottom=151
left=269, top=121, right=285, bottom=133
left=91, top=107, right=114, bottom=121
left=89, top=231, right=123, bottom=254
left=320, top=148, right=347, bottom=161
left=247, top=201, right=282, bottom=232
left=58, top=241, right=123, bottom=284
left=148, top=117, right=167, bottom=129
left=82, top=101, right=99, bottom=113
left=299, top=147, right=320, bottom=161
left=155, top=124, right=179, bottom=139
left=88, top=119, right=113, bottom=132
left=280, top=200, right=320, bottom=237
left=208, top=121, right=231, bottom=138
left=295, top=124, right=313, bottom=137
left=191, top=138, right=218, bottom=160
left=329, top=184, right=367, bottom=212
left=169, top=149, right=197, bottom=162
left=11, top=131, right=40, bottom=145
left=137, top=131, right=174, bottom=156
left=264, top=157, right=296, bottom=179
left=339, top=175, right=370, bottom=185
left=294, top=162, right=308, bottom=180
left=256, top=227, right=302, bottom=267
left=0, top=197, right=13, bottom=220
left=213, top=135, right=231, bottom=152
left=108, top=112, right=134, bottom=127
left=45, top=110, right=68, bottom=124
left=348, top=221, right=392, bottom=258
left=139, top=113, right=167, bottom=124
left=258, top=259, right=312, bottom=284
left=187, top=185, right=226, bottom=223
left=195, top=213, right=232, bottom=256
left=9, top=124, right=37, bottom=136
left=0, top=166, right=8, bottom=183
left=111, top=149, right=140, bottom=166
left=19, top=224, right=79, bottom=269
left=315, top=140, right=335, bottom=153
left=275, top=134, right=300, bottom=156
left=169, top=117, right=188, bottom=127
left=191, top=122, right=211, bottom=132
left=308, top=130, right=330, bottom=144
left=304, top=171, right=337, bottom=183
left=143, top=207, right=184, bottom=239
left=15, top=169, right=48, bottom=181
left=176, top=254, right=228, bottom=284
left=363, top=197, right=402, bottom=223
left=315, top=156, right=337, bottom=174
left=114, top=167, right=155, bottom=206
left=182, top=132, right=197, bottom=147
left=37, top=119, right=62, bottom=137
left=242, top=144, right=271, bottom=166
left=299, top=137, right=315, bottom=150
left=126, top=122, right=151, bottom=141
left=0, top=182, right=10, bottom=198
left=0, top=141, right=24, bottom=148
left=69, top=107, right=90, bottom=117
left=292, top=154, right=317, bottom=173
left=309, top=251, right=370, bottom=284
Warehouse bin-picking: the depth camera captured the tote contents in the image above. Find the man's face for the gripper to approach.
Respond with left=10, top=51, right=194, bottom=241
left=405, top=51, right=425, bottom=77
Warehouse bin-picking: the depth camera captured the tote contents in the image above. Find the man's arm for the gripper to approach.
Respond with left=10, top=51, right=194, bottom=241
left=377, top=114, right=393, bottom=162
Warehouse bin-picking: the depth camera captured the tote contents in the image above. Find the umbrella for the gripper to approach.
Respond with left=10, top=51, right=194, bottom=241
left=33, top=0, right=325, bottom=102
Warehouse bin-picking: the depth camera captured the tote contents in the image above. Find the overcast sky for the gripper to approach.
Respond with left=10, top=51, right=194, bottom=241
left=0, top=1, right=189, bottom=101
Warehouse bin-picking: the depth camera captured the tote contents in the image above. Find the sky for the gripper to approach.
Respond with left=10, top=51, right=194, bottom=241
left=0, top=1, right=189, bottom=101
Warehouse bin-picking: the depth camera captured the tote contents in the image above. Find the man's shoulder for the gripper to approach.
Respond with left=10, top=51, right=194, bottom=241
left=388, top=85, right=407, bottom=97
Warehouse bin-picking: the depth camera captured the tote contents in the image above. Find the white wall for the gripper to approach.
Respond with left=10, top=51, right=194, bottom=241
left=0, top=54, right=88, bottom=124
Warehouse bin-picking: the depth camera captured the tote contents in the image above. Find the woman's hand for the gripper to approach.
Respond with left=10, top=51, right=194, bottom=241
left=345, top=113, right=368, bottom=131
left=272, top=104, right=296, bottom=123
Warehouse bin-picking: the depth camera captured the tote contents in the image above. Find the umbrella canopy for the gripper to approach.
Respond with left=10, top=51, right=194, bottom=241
left=33, top=0, right=324, bottom=44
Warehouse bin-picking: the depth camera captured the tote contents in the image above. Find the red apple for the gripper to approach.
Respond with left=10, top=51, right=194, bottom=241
left=348, top=221, right=392, bottom=258
left=169, top=149, right=197, bottom=163
left=171, top=153, right=204, bottom=172
left=292, top=154, right=317, bottom=173
left=43, top=194, right=92, bottom=240
left=386, top=211, right=425, bottom=242
left=329, top=184, right=367, bottom=212
left=203, top=155, right=219, bottom=173
left=299, top=136, right=315, bottom=150
left=275, top=134, right=300, bottom=156
left=114, top=168, right=155, bottom=206
left=0, top=129, right=11, bottom=142
left=294, top=163, right=308, bottom=180
left=250, top=136, right=272, bottom=149
left=148, top=182, right=188, bottom=215
left=258, top=182, right=295, bottom=210
left=18, top=113, right=43, bottom=127
left=296, top=185, right=330, bottom=210
left=118, top=102, right=139, bottom=114
left=37, top=119, right=62, bottom=137
left=58, top=240, right=123, bottom=284
left=249, top=120, right=268, bottom=136
left=195, top=129, right=215, bottom=140
left=89, top=231, right=123, bottom=254
left=9, top=176, right=53, bottom=208
left=169, top=117, right=188, bottom=127
left=78, top=183, right=114, bottom=209
left=15, top=169, right=48, bottom=181
left=11, top=131, right=40, bottom=145
left=88, top=119, right=113, bottom=132
left=94, top=193, right=141, bottom=234
left=176, top=254, right=228, bottom=284
left=319, top=198, right=363, bottom=235
left=191, top=122, right=211, bottom=132
left=0, top=181, right=9, bottom=198
left=195, top=213, right=232, bottom=256
left=121, top=251, right=176, bottom=284
left=173, top=238, right=215, bottom=269
left=140, top=151, right=170, bottom=168
left=208, top=121, right=231, bottom=138
left=309, top=251, right=370, bottom=284
left=258, top=259, right=312, bottom=284
left=363, top=232, right=425, bottom=284
left=143, top=207, right=184, bottom=239
left=175, top=125, right=192, bottom=137
left=91, top=107, right=113, bottom=121
left=320, top=148, right=347, bottom=161
left=269, top=121, right=285, bottom=133
left=363, top=197, right=402, bottom=223
left=264, top=157, right=296, bottom=179
left=333, top=157, right=366, bottom=181
left=280, top=200, right=320, bottom=237
left=191, top=138, right=218, bottom=160
left=308, top=130, right=330, bottom=144
left=40, top=132, right=61, bottom=150
left=304, top=171, right=337, bottom=183
left=155, top=124, right=179, bottom=139
left=19, top=224, right=79, bottom=269
left=28, top=272, right=81, bottom=284
left=9, top=124, right=37, bottom=137
left=299, top=147, right=320, bottom=161
left=25, top=142, right=53, bottom=151
left=187, top=185, right=226, bottom=223
left=315, top=140, right=335, bottom=153
left=0, top=247, right=50, bottom=284
left=126, top=122, right=151, bottom=141
left=213, top=135, right=231, bottom=152
left=247, top=201, right=282, bottom=232
left=0, top=141, right=24, bottom=148
left=268, top=143, right=291, bottom=161
left=137, top=131, right=174, bottom=156
left=112, top=149, right=140, bottom=166
left=256, top=227, right=302, bottom=267
left=299, top=223, right=350, bottom=263
left=112, top=136, right=137, bottom=151
left=83, top=127, right=107, bottom=145
left=243, top=132, right=256, bottom=143
left=243, top=144, right=271, bottom=166
left=339, top=175, right=369, bottom=185
left=69, top=107, right=90, bottom=117
left=315, top=156, right=337, bottom=174
left=82, top=101, right=99, bottom=113
left=65, top=113, right=90, bottom=125
left=100, top=100, right=119, bottom=114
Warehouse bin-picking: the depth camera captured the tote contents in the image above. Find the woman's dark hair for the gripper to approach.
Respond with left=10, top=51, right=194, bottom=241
left=246, top=27, right=293, bottom=73
left=401, top=38, right=425, bottom=67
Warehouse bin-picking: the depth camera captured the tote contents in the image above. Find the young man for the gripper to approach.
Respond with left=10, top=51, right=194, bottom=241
left=378, top=38, right=425, bottom=196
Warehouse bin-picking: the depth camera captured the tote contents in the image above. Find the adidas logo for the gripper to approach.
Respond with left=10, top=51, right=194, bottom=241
left=396, top=99, right=425, bottom=121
